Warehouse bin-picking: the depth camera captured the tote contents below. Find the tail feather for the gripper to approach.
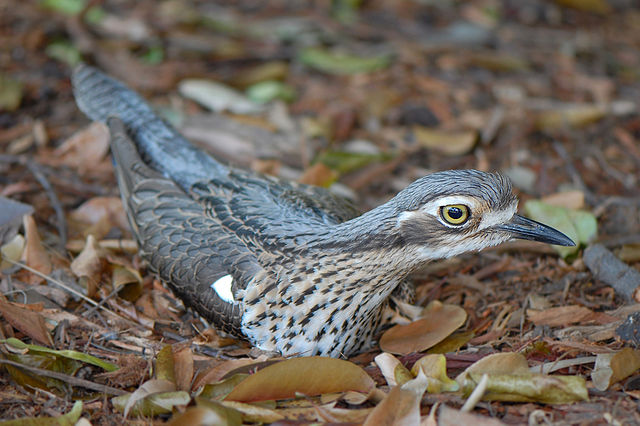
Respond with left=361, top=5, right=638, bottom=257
left=72, top=64, right=228, bottom=190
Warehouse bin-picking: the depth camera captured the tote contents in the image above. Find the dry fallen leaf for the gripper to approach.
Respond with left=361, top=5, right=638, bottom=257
left=534, top=104, right=607, bottom=130
left=363, top=369, right=428, bottom=426
left=541, top=190, right=585, bottom=210
left=224, top=356, right=374, bottom=402
left=53, top=122, right=110, bottom=173
left=456, top=352, right=530, bottom=383
left=1, top=233, right=25, bottom=270
left=121, top=379, right=177, bottom=418
left=527, top=305, right=594, bottom=327
left=456, top=353, right=588, bottom=404
left=173, top=346, right=194, bottom=392
left=374, top=352, right=412, bottom=387
left=592, top=348, right=640, bottom=391
left=413, top=126, right=477, bottom=156
left=380, top=301, right=467, bottom=354
left=70, top=235, right=106, bottom=298
left=22, top=215, right=52, bottom=284
left=70, top=196, right=129, bottom=231
left=0, top=296, right=53, bottom=346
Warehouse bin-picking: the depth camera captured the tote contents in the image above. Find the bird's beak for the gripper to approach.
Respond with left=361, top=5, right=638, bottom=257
left=498, top=214, right=575, bottom=246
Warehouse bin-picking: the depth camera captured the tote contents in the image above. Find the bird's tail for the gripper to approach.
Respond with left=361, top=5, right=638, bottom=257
left=72, top=64, right=228, bottom=189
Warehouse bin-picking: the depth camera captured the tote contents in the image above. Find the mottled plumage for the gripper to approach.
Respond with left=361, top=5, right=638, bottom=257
left=72, top=65, right=574, bottom=357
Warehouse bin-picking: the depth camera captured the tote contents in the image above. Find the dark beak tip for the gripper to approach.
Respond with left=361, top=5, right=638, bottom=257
left=554, top=237, right=576, bottom=247
left=504, top=214, right=578, bottom=247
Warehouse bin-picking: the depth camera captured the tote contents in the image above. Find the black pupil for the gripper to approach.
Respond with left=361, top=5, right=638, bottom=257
left=448, top=207, right=463, bottom=219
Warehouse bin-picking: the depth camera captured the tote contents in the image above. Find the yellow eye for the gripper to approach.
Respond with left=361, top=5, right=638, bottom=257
left=440, top=204, right=469, bottom=225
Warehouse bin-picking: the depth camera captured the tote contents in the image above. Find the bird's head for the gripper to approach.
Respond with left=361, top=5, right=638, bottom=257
left=388, top=170, right=575, bottom=260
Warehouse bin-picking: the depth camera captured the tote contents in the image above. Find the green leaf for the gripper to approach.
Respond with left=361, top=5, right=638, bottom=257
left=524, top=200, right=597, bottom=258
left=3, top=338, right=118, bottom=372
left=315, top=150, right=391, bottom=174
left=246, top=81, right=295, bottom=103
left=0, top=74, right=23, bottom=112
left=40, top=0, right=86, bottom=15
left=140, top=46, right=164, bottom=65
left=156, top=345, right=175, bottom=383
left=45, top=41, right=82, bottom=67
left=299, top=47, right=391, bottom=75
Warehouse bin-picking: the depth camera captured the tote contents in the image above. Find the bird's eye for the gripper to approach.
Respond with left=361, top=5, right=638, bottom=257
left=440, top=204, right=469, bottom=225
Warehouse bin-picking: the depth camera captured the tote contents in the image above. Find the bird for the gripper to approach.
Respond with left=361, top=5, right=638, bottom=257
left=72, top=65, right=575, bottom=358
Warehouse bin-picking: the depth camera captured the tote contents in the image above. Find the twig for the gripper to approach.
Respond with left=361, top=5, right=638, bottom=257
left=25, top=160, right=67, bottom=250
left=0, top=358, right=126, bottom=395
left=461, top=373, right=488, bottom=412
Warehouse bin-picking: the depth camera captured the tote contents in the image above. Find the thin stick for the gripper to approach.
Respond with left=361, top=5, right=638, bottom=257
left=25, top=160, right=68, bottom=250
left=460, top=373, right=488, bottom=412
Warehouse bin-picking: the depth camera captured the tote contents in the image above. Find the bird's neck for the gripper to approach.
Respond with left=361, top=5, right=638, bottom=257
left=295, top=202, right=429, bottom=278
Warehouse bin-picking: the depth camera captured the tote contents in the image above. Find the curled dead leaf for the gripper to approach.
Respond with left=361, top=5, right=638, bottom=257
left=592, top=348, right=640, bottom=391
left=22, top=215, right=52, bottom=284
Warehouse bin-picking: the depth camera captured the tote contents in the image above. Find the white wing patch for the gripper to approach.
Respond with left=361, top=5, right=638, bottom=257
left=211, top=275, right=235, bottom=303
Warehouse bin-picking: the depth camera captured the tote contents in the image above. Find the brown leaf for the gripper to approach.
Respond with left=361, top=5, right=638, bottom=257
left=363, top=370, right=428, bottom=426
left=298, top=163, right=338, bottom=187
left=173, top=346, right=194, bottom=392
left=70, top=235, right=106, bottom=298
left=192, top=358, right=261, bottom=390
left=541, top=190, right=585, bottom=210
left=527, top=305, right=593, bottom=327
left=224, top=356, right=374, bottom=402
left=53, top=122, right=110, bottom=174
left=121, top=379, right=178, bottom=418
left=413, top=127, right=477, bottom=156
left=379, top=301, right=467, bottom=354
left=535, top=105, right=607, bottom=130
left=0, top=296, right=53, bottom=346
left=22, top=215, right=52, bottom=284
left=111, top=265, right=143, bottom=301
left=592, top=348, right=640, bottom=391
left=70, top=196, right=129, bottom=230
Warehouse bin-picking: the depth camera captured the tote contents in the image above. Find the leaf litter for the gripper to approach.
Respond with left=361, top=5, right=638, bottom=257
left=1, top=0, right=640, bottom=424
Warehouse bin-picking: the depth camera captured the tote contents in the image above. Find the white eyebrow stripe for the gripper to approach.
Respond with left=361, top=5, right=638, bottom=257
left=478, top=204, right=517, bottom=230
left=211, top=275, right=235, bottom=303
